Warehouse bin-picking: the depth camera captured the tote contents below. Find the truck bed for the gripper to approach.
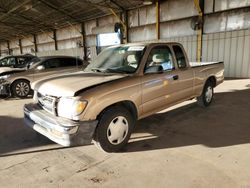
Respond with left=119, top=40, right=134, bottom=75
left=190, top=61, right=223, bottom=67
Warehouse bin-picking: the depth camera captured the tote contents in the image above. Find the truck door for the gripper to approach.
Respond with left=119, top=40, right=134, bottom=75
left=171, top=44, right=195, bottom=101
left=141, top=45, right=181, bottom=115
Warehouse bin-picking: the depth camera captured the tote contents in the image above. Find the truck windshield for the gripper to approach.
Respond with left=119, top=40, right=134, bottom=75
left=85, top=45, right=146, bottom=74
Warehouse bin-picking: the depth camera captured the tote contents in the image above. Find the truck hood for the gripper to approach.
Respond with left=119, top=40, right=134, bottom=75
left=32, top=71, right=127, bottom=97
left=0, top=67, right=25, bottom=75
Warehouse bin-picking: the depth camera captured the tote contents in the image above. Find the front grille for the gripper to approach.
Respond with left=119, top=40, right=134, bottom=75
left=37, top=92, right=57, bottom=115
left=0, top=79, right=7, bottom=84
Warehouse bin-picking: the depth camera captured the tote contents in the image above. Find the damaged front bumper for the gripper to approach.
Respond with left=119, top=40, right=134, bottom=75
left=0, top=80, right=10, bottom=95
left=24, top=103, right=98, bottom=147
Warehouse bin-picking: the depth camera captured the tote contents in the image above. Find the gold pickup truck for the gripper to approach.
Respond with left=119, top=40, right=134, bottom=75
left=24, top=42, right=224, bottom=152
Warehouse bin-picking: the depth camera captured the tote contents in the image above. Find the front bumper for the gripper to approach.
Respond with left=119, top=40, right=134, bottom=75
left=0, top=81, right=10, bottom=95
left=24, top=103, right=98, bottom=147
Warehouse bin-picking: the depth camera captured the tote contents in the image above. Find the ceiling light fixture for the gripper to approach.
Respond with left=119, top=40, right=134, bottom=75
left=143, top=0, right=153, bottom=5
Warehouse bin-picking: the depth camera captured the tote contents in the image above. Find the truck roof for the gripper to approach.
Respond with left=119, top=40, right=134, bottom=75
left=109, top=42, right=183, bottom=48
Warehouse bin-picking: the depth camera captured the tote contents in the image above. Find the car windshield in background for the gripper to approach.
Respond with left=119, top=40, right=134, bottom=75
left=85, top=45, right=146, bottom=74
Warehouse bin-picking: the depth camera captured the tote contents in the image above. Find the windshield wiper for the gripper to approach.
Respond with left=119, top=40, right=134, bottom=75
left=91, top=68, right=107, bottom=73
left=91, top=68, right=129, bottom=74
left=106, top=68, right=128, bottom=74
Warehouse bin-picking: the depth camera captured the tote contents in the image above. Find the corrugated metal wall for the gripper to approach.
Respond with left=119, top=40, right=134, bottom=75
left=202, top=29, right=250, bottom=77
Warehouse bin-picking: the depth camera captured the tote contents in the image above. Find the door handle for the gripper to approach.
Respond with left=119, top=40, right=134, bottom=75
left=173, top=75, right=179, bottom=80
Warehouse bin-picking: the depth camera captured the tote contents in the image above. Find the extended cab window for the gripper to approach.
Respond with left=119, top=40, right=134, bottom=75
left=173, top=45, right=187, bottom=69
left=145, top=46, right=174, bottom=72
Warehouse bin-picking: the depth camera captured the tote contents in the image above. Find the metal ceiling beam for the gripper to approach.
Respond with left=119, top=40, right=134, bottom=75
left=0, top=0, right=138, bottom=42
left=109, top=0, right=125, bottom=11
left=0, top=0, right=31, bottom=20
left=38, top=0, right=81, bottom=23
left=0, top=21, right=35, bottom=27
left=0, top=2, right=56, bottom=34
left=81, top=0, right=120, bottom=11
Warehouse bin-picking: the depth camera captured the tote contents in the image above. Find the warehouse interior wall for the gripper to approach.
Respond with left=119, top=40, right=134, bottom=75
left=0, top=0, right=250, bottom=77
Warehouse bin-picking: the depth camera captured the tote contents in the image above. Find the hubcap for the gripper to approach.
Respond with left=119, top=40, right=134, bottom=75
left=107, top=116, right=129, bottom=145
left=16, top=82, right=29, bottom=96
left=205, top=86, right=213, bottom=103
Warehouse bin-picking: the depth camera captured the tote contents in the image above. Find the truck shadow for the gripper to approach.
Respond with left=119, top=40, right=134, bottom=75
left=1, top=86, right=250, bottom=155
left=0, top=114, right=93, bottom=157
left=0, top=95, right=33, bottom=101
left=0, top=115, right=59, bottom=156
left=124, top=88, right=250, bottom=152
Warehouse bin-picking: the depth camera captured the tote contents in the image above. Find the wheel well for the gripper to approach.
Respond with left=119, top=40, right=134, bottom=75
left=206, top=76, right=216, bottom=87
left=10, top=79, right=30, bottom=90
left=97, top=101, right=138, bottom=121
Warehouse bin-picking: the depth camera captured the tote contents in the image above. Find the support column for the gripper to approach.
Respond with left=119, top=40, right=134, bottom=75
left=33, top=34, right=38, bottom=53
left=156, top=0, right=160, bottom=40
left=19, top=39, right=23, bottom=54
left=81, top=22, right=88, bottom=61
left=7, top=41, right=11, bottom=55
left=124, top=10, right=129, bottom=43
left=53, top=29, right=58, bottom=51
left=109, top=8, right=127, bottom=44
left=194, top=0, right=204, bottom=62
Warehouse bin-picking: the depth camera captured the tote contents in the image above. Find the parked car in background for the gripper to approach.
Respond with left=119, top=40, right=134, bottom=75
left=23, top=42, right=224, bottom=152
left=0, top=54, right=35, bottom=67
left=0, top=56, right=87, bottom=98
left=0, top=54, right=36, bottom=74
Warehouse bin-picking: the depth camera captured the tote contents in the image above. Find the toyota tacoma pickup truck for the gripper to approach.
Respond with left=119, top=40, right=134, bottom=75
left=24, top=42, right=224, bottom=152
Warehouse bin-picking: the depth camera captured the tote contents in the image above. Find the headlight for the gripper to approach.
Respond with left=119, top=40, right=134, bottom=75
left=57, top=97, right=88, bottom=120
left=0, top=74, right=10, bottom=80
left=72, top=100, right=88, bottom=116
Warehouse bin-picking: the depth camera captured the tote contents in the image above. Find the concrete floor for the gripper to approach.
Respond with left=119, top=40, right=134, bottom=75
left=0, top=79, right=250, bottom=188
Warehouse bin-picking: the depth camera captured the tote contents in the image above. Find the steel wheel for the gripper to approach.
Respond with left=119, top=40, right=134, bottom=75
left=107, top=116, right=129, bottom=145
left=93, top=106, right=135, bottom=152
left=205, top=86, right=213, bottom=103
left=197, top=81, right=214, bottom=107
left=12, top=80, right=31, bottom=98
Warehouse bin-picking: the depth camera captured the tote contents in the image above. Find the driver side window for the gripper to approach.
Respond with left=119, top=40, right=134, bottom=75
left=145, top=46, right=174, bottom=72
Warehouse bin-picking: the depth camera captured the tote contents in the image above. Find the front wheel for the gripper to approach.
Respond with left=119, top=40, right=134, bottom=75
left=93, top=106, right=135, bottom=152
left=197, top=81, right=214, bottom=107
left=12, top=80, right=31, bottom=98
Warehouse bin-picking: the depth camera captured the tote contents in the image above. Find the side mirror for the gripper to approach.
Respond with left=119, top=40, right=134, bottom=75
left=36, top=65, right=45, bottom=71
left=145, top=65, right=164, bottom=74
left=26, top=64, right=30, bottom=70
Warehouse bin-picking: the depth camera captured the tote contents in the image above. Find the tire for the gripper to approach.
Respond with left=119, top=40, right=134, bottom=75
left=197, top=81, right=214, bottom=107
left=93, top=106, right=135, bottom=152
left=12, top=80, right=31, bottom=98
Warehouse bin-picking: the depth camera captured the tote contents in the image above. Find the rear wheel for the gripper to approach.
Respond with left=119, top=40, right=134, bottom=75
left=93, top=106, right=135, bottom=152
left=12, top=80, right=31, bottom=98
left=197, top=81, right=214, bottom=107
